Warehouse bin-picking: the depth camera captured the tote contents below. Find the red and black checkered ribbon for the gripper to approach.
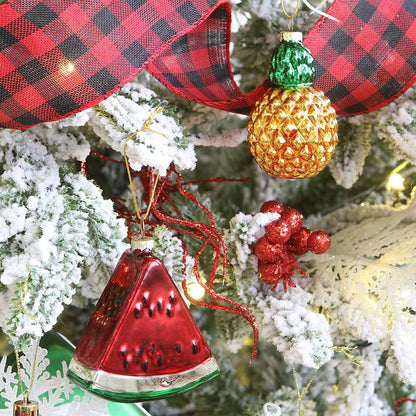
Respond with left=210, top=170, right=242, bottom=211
left=0, top=0, right=234, bottom=129
left=305, top=0, right=416, bottom=114
left=0, top=0, right=415, bottom=129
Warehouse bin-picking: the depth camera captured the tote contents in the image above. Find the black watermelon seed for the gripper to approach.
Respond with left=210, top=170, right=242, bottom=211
left=143, top=360, right=148, bottom=371
left=157, top=299, right=163, bottom=312
left=176, top=343, right=182, bottom=353
left=169, top=291, right=176, bottom=304
left=138, top=346, right=144, bottom=357
left=120, top=346, right=126, bottom=357
left=192, top=341, right=198, bottom=354
left=148, top=306, right=154, bottom=317
left=134, top=309, right=140, bottom=318
left=142, top=292, right=150, bottom=305
left=157, top=354, right=162, bottom=366
left=150, top=344, right=155, bottom=354
left=123, top=359, right=128, bottom=369
left=166, top=305, right=172, bottom=317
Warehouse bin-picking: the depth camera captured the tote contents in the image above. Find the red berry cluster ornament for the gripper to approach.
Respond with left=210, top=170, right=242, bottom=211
left=254, top=201, right=331, bottom=291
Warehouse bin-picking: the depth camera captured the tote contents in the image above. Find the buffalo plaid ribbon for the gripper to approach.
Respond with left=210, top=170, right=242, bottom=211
left=0, top=0, right=415, bottom=129
left=305, top=0, right=416, bottom=114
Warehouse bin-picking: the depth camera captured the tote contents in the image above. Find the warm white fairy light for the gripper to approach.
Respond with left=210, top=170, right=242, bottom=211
left=386, top=172, right=405, bottom=191
left=66, top=62, right=75, bottom=72
left=187, top=282, right=206, bottom=300
left=60, top=61, right=75, bottom=76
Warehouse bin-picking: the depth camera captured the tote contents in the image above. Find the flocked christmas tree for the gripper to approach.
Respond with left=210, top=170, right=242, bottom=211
left=1, top=0, right=416, bottom=415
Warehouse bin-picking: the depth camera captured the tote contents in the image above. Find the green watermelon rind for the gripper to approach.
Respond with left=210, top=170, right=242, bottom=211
left=68, top=356, right=219, bottom=403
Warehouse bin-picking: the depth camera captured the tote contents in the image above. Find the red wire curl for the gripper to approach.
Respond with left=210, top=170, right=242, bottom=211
left=395, top=398, right=416, bottom=416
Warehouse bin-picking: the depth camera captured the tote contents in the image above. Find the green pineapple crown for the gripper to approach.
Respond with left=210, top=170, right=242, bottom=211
left=269, top=32, right=316, bottom=87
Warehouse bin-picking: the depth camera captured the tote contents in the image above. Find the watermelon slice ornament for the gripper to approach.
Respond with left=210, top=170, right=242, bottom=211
left=67, top=236, right=219, bottom=402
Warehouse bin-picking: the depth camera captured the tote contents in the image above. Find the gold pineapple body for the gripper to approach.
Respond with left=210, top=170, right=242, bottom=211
left=248, top=86, right=338, bottom=179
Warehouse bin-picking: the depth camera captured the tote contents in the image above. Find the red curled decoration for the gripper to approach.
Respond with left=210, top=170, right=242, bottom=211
left=395, top=398, right=416, bottom=416
left=89, top=152, right=259, bottom=362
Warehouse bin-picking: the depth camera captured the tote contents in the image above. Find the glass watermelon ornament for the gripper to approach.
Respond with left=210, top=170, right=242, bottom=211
left=67, top=237, right=219, bottom=402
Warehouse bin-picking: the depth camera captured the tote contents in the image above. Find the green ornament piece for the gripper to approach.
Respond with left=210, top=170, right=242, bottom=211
left=68, top=362, right=219, bottom=403
left=269, top=32, right=316, bottom=87
left=0, top=332, right=150, bottom=416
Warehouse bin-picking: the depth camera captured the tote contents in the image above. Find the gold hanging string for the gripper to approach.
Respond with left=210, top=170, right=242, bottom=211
left=281, top=0, right=301, bottom=19
left=281, top=0, right=301, bottom=30
left=123, top=107, right=163, bottom=236
left=16, top=268, right=39, bottom=324
left=292, top=364, right=318, bottom=416
left=14, top=267, right=41, bottom=398
left=14, top=339, right=40, bottom=398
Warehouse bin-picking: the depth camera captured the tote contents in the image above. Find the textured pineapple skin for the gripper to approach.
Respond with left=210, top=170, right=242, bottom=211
left=247, top=86, right=338, bottom=179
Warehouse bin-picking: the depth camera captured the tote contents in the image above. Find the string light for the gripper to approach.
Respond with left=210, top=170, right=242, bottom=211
left=187, top=282, right=206, bottom=300
left=386, top=161, right=409, bottom=192
left=386, top=173, right=405, bottom=192
left=60, top=61, right=75, bottom=75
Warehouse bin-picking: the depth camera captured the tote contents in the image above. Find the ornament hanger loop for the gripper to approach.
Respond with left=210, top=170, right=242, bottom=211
left=123, top=107, right=163, bottom=237
left=14, top=268, right=41, bottom=399
left=14, top=338, right=40, bottom=399
left=281, top=0, right=301, bottom=19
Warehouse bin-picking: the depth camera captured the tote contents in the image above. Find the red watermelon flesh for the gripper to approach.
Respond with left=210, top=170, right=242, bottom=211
left=68, top=248, right=219, bottom=401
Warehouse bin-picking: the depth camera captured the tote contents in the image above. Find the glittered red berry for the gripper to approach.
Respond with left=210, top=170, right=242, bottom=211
left=308, top=230, right=331, bottom=254
left=280, top=207, right=303, bottom=233
left=260, top=200, right=284, bottom=214
left=266, top=219, right=292, bottom=244
left=254, top=237, right=284, bottom=263
left=258, top=262, right=281, bottom=289
left=287, top=227, right=311, bottom=255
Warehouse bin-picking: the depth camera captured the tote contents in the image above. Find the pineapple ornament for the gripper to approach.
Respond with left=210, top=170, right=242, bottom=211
left=247, top=21, right=338, bottom=178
